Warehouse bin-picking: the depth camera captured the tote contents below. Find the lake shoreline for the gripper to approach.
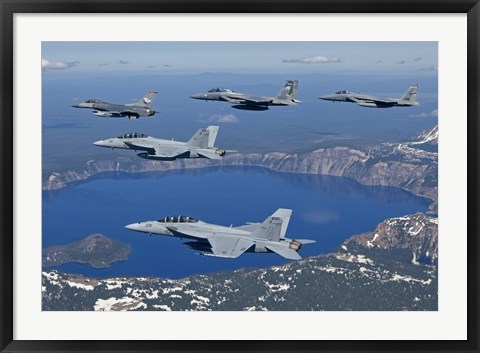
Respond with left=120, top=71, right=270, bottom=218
left=43, top=148, right=438, bottom=214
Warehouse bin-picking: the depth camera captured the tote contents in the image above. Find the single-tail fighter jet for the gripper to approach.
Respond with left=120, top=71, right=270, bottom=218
left=125, top=208, right=315, bottom=260
left=319, top=84, right=420, bottom=108
left=72, top=91, right=158, bottom=119
left=93, top=126, right=229, bottom=160
left=190, top=80, right=300, bottom=111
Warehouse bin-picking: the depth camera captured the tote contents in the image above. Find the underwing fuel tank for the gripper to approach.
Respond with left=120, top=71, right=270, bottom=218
left=231, top=105, right=269, bottom=111
left=356, top=102, right=379, bottom=108
left=136, top=152, right=175, bottom=161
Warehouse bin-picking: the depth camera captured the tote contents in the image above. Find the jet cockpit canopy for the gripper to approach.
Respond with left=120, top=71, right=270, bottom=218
left=335, top=90, right=353, bottom=94
left=117, top=133, right=148, bottom=139
left=208, top=88, right=235, bottom=93
left=85, top=99, right=101, bottom=103
left=157, top=215, right=198, bottom=223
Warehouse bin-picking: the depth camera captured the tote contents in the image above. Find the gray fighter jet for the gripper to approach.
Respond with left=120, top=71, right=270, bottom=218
left=72, top=91, right=158, bottom=119
left=319, top=84, right=420, bottom=108
left=93, top=126, right=228, bottom=160
left=125, top=208, right=315, bottom=260
left=190, top=80, right=300, bottom=111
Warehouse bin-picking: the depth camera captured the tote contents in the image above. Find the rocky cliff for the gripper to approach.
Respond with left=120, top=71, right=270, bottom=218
left=43, top=127, right=438, bottom=212
left=344, top=213, right=438, bottom=265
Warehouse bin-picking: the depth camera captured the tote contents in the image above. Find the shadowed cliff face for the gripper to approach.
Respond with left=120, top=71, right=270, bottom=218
left=343, top=213, right=438, bottom=265
left=43, top=127, right=438, bottom=213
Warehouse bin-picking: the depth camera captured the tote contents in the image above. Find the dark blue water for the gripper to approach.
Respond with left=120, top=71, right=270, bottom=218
left=42, top=166, right=430, bottom=279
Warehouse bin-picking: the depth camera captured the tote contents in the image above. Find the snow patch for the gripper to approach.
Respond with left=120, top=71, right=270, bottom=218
left=67, top=281, right=95, bottom=291
left=153, top=304, right=172, bottom=311
left=94, top=297, right=147, bottom=311
left=391, top=274, right=432, bottom=285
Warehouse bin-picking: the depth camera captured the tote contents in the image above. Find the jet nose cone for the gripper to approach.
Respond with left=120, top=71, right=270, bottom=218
left=319, top=95, right=333, bottom=101
left=93, top=140, right=106, bottom=147
left=125, top=223, right=142, bottom=232
left=190, top=93, right=205, bottom=100
left=71, top=104, right=80, bottom=108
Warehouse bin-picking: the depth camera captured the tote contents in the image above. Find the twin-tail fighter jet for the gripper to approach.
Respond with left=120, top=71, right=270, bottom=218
left=190, top=80, right=300, bottom=111
left=125, top=208, right=315, bottom=260
left=93, top=126, right=229, bottom=161
left=319, top=84, right=420, bottom=108
left=72, top=91, right=158, bottom=119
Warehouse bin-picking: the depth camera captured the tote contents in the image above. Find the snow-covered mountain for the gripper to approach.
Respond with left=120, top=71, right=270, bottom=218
left=407, top=125, right=438, bottom=152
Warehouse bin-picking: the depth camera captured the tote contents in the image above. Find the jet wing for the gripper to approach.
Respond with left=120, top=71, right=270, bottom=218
left=153, top=145, right=190, bottom=158
left=165, top=226, right=212, bottom=240
left=347, top=96, right=394, bottom=104
left=264, top=243, right=302, bottom=260
left=226, top=94, right=272, bottom=106
left=221, top=96, right=244, bottom=104
left=123, top=142, right=156, bottom=154
left=208, top=236, right=254, bottom=258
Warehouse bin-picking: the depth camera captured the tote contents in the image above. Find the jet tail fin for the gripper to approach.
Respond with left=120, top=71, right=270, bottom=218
left=276, top=80, right=298, bottom=101
left=400, top=84, right=418, bottom=103
left=250, top=208, right=292, bottom=242
left=136, top=91, right=158, bottom=107
left=206, top=126, right=219, bottom=148
left=186, top=126, right=219, bottom=149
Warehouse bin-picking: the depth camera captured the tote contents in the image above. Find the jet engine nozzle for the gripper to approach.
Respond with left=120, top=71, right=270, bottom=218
left=289, top=240, right=302, bottom=251
left=215, top=149, right=226, bottom=156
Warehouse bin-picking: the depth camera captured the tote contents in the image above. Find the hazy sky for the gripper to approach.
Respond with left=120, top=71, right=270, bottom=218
left=42, top=41, right=437, bottom=76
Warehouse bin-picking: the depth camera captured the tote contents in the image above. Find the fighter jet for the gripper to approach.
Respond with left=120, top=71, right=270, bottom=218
left=125, top=208, right=315, bottom=260
left=72, top=91, right=158, bottom=119
left=93, top=126, right=229, bottom=160
left=190, top=80, right=300, bottom=111
left=319, top=84, right=420, bottom=108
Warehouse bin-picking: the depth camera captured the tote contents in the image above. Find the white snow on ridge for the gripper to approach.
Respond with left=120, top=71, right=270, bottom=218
left=367, top=233, right=379, bottom=248
left=162, top=286, right=184, bottom=294
left=410, top=126, right=438, bottom=145
left=335, top=253, right=374, bottom=265
left=153, top=304, right=172, bottom=311
left=265, top=282, right=290, bottom=292
left=43, top=271, right=61, bottom=287
left=105, top=280, right=127, bottom=290
left=67, top=280, right=95, bottom=291
left=391, top=274, right=432, bottom=285
left=94, top=297, right=147, bottom=311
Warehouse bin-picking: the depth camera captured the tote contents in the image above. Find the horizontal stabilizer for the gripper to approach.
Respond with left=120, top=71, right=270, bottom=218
left=295, top=239, right=316, bottom=245
left=197, top=149, right=223, bottom=160
left=265, top=243, right=301, bottom=260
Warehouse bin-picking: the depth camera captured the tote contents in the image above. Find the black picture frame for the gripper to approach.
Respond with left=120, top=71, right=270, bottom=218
left=1, top=1, right=478, bottom=352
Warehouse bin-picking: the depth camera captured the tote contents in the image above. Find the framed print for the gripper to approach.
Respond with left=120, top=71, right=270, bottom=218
left=1, top=0, right=479, bottom=352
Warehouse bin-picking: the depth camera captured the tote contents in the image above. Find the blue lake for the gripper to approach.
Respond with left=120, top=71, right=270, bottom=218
left=42, top=166, right=430, bottom=279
